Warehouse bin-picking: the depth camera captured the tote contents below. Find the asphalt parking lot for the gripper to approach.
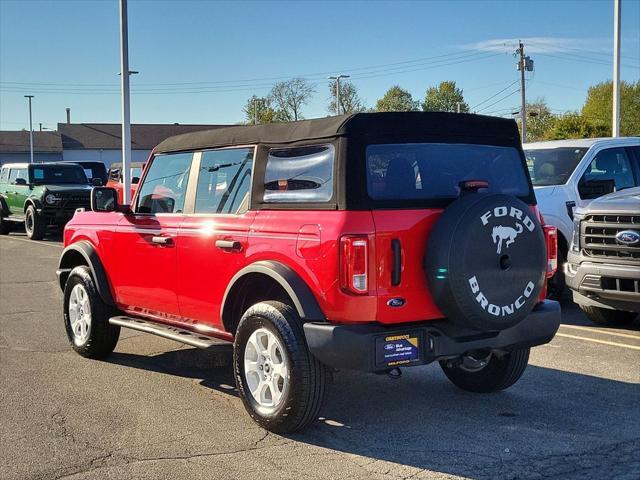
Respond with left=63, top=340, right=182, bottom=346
left=1, top=232, right=639, bottom=480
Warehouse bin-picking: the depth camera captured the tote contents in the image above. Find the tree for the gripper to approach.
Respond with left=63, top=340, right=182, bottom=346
left=421, top=81, right=469, bottom=113
left=243, top=95, right=278, bottom=125
left=546, top=112, right=609, bottom=140
left=375, top=86, right=419, bottom=112
left=581, top=80, right=640, bottom=136
left=516, top=98, right=557, bottom=142
left=269, top=78, right=315, bottom=122
left=327, top=80, right=366, bottom=115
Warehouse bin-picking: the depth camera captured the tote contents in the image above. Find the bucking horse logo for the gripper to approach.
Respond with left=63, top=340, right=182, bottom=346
left=492, top=224, right=523, bottom=254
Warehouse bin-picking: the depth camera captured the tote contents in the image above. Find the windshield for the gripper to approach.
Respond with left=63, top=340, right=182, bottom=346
left=524, top=147, right=588, bottom=186
left=366, top=143, right=531, bottom=202
left=29, top=165, right=88, bottom=185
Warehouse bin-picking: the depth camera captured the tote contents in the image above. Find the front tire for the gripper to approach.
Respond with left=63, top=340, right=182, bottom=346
left=440, top=347, right=530, bottom=393
left=0, top=214, right=11, bottom=235
left=579, top=305, right=637, bottom=326
left=233, top=301, right=329, bottom=433
left=63, top=266, right=120, bottom=359
left=25, top=205, right=46, bottom=240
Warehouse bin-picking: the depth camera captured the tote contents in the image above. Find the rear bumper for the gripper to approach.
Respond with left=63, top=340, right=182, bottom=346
left=303, top=300, right=561, bottom=372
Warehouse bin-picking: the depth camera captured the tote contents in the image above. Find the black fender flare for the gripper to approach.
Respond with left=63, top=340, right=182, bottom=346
left=57, top=241, right=115, bottom=306
left=0, top=195, right=8, bottom=216
left=24, top=198, right=41, bottom=212
left=221, top=260, right=325, bottom=324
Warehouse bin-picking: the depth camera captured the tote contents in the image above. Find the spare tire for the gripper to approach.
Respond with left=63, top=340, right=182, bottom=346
left=426, top=193, right=546, bottom=331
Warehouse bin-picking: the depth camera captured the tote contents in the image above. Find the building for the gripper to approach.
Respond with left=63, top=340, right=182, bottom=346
left=0, top=123, right=227, bottom=167
left=0, top=131, right=63, bottom=164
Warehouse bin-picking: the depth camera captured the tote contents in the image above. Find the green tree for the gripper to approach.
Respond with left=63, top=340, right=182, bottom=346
left=375, top=86, right=419, bottom=112
left=328, top=80, right=366, bottom=115
left=581, top=80, right=640, bottom=136
left=516, top=98, right=557, bottom=142
left=421, top=81, right=469, bottom=113
left=243, top=95, right=278, bottom=124
left=270, top=78, right=315, bottom=122
left=546, top=112, right=609, bottom=140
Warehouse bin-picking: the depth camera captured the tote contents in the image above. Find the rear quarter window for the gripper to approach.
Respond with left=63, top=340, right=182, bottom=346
left=263, top=144, right=334, bottom=203
left=366, top=143, right=531, bottom=202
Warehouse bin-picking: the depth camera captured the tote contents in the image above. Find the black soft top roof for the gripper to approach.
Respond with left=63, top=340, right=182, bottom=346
left=154, top=112, right=521, bottom=154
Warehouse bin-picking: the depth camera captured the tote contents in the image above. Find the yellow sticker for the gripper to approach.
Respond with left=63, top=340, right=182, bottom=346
left=408, top=337, right=419, bottom=348
left=386, top=334, right=410, bottom=341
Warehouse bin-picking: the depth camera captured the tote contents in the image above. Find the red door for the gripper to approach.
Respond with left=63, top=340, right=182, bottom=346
left=112, top=214, right=184, bottom=319
left=175, top=146, right=256, bottom=331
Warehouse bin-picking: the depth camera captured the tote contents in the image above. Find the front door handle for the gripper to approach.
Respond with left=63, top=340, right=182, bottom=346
left=215, top=239, right=243, bottom=252
left=151, top=236, right=174, bottom=246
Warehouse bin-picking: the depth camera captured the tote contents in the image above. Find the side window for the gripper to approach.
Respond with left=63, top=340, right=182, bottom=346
left=0, top=168, right=7, bottom=183
left=136, top=153, right=193, bottom=214
left=263, top=144, right=335, bottom=203
left=581, top=148, right=636, bottom=194
left=195, top=147, right=254, bottom=214
left=9, top=168, right=27, bottom=184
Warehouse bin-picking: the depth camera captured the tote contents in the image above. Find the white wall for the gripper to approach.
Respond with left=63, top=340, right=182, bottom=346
left=62, top=149, right=151, bottom=168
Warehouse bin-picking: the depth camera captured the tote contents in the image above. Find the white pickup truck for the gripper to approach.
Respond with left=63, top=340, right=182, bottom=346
left=523, top=137, right=640, bottom=299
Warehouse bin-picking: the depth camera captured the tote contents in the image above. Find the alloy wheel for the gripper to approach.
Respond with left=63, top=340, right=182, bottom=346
left=243, top=328, right=289, bottom=409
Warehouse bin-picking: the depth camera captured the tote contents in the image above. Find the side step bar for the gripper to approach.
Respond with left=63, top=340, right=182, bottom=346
left=109, top=316, right=231, bottom=349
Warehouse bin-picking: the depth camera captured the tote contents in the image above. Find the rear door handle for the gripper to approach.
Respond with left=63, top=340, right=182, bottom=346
left=215, top=239, right=243, bottom=252
left=151, top=236, right=174, bottom=246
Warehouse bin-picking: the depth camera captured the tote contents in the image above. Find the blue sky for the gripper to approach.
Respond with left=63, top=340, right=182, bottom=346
left=1, top=0, right=638, bottom=130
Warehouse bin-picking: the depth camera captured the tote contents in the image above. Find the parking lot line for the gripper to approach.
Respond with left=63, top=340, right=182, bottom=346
left=560, top=324, right=640, bottom=341
left=556, top=332, right=640, bottom=350
left=0, top=236, right=62, bottom=248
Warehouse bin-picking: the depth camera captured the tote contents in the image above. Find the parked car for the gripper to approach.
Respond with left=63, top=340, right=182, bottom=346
left=524, top=137, right=640, bottom=299
left=0, top=162, right=91, bottom=239
left=66, top=161, right=108, bottom=186
left=106, top=161, right=144, bottom=204
left=57, top=113, right=560, bottom=432
left=565, top=186, right=639, bottom=326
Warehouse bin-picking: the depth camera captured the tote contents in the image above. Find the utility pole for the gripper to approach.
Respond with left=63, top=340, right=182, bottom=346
left=24, top=95, right=34, bottom=164
left=253, top=97, right=262, bottom=125
left=119, top=0, right=132, bottom=205
left=516, top=42, right=533, bottom=142
left=612, top=0, right=621, bottom=137
left=328, top=74, right=350, bottom=115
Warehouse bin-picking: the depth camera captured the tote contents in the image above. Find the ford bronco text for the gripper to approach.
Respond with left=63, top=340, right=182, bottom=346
left=57, top=112, right=561, bottom=432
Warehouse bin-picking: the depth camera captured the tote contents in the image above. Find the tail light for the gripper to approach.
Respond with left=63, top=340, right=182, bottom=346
left=544, top=225, right=558, bottom=278
left=340, top=235, right=369, bottom=295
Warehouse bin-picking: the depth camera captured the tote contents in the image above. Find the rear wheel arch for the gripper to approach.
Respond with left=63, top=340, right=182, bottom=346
left=58, top=241, right=115, bottom=306
left=221, top=261, right=325, bottom=335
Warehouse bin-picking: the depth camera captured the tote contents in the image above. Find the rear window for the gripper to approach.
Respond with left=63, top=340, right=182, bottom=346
left=524, top=147, right=588, bottom=186
left=366, top=143, right=531, bottom=201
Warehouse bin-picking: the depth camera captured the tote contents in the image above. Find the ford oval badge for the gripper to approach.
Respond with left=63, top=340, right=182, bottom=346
left=616, top=230, right=640, bottom=245
left=387, top=298, right=406, bottom=308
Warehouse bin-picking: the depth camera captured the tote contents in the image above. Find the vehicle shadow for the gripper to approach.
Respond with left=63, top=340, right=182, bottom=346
left=108, top=347, right=640, bottom=478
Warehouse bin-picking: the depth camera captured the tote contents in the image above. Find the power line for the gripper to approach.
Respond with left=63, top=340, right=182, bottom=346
left=470, top=79, right=519, bottom=110
left=475, top=89, right=520, bottom=113
left=526, top=40, right=638, bottom=62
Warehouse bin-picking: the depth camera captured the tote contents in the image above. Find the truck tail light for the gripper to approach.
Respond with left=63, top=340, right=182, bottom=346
left=544, top=225, right=558, bottom=278
left=340, top=236, right=369, bottom=295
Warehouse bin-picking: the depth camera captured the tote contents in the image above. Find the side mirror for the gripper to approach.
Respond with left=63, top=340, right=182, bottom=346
left=15, top=177, right=27, bottom=186
left=91, top=187, right=118, bottom=212
left=132, top=176, right=140, bottom=184
left=578, top=179, right=615, bottom=200
left=92, top=177, right=103, bottom=187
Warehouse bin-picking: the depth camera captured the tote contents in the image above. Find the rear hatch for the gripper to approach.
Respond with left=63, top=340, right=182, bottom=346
left=365, top=142, right=535, bottom=324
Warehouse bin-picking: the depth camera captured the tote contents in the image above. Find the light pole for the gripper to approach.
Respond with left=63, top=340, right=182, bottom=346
left=328, top=74, right=350, bottom=115
left=119, top=0, right=133, bottom=205
left=24, top=95, right=34, bottom=163
left=612, top=0, right=621, bottom=137
left=253, top=97, right=262, bottom=125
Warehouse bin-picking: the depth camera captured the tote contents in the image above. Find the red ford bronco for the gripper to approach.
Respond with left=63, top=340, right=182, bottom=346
left=57, top=112, right=561, bottom=432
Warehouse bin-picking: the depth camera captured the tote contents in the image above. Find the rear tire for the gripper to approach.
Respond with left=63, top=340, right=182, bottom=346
left=233, top=301, right=329, bottom=433
left=63, top=266, right=120, bottom=359
left=579, top=305, right=637, bottom=326
left=25, top=205, right=46, bottom=240
left=440, top=347, right=530, bottom=393
left=0, top=214, right=10, bottom=235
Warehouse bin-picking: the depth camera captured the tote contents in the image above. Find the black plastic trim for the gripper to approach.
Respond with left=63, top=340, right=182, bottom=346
left=303, top=300, right=561, bottom=372
left=57, top=241, right=115, bottom=306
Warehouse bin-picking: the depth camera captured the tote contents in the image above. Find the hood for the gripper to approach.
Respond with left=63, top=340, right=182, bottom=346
left=41, top=184, right=92, bottom=194
left=579, top=187, right=640, bottom=215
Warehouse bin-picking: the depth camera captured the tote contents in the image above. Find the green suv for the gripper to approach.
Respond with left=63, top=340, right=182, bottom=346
left=0, top=162, right=92, bottom=240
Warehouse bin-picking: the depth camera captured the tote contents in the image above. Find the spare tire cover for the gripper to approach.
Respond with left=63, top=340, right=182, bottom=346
left=425, top=193, right=546, bottom=331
